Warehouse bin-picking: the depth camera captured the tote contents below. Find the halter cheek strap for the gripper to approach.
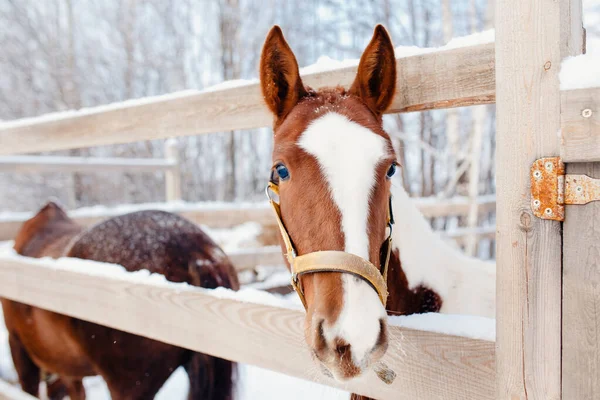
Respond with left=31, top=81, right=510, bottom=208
left=266, top=182, right=393, bottom=309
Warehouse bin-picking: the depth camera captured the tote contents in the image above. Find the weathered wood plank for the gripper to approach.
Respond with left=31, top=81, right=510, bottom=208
left=495, top=0, right=582, bottom=399
left=0, top=381, right=36, bottom=400
left=0, top=155, right=176, bottom=174
left=0, top=257, right=496, bottom=400
left=563, top=162, right=600, bottom=399
left=561, top=88, right=600, bottom=162
left=0, top=44, right=495, bottom=155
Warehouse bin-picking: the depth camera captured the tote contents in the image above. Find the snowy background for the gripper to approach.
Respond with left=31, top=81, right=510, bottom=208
left=0, top=0, right=500, bottom=211
left=1, top=0, right=599, bottom=398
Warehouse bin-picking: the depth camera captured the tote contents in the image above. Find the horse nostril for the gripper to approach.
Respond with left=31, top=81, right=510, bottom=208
left=315, top=319, right=327, bottom=352
left=334, top=338, right=351, bottom=358
left=374, top=318, right=388, bottom=351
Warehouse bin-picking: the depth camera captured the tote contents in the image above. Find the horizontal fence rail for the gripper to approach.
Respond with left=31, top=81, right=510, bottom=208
left=0, top=43, right=495, bottom=155
left=0, top=155, right=177, bottom=174
left=0, top=195, right=496, bottom=242
left=0, top=256, right=496, bottom=400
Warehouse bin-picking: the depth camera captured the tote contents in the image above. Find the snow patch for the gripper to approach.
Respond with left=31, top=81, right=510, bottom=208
left=560, top=38, right=600, bottom=90
left=205, top=222, right=264, bottom=252
left=389, top=313, right=495, bottom=342
left=299, top=56, right=359, bottom=74
left=202, top=79, right=257, bottom=92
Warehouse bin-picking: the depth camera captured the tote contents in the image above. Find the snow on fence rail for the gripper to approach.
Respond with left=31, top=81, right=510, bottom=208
left=0, top=43, right=496, bottom=155
left=0, top=254, right=495, bottom=400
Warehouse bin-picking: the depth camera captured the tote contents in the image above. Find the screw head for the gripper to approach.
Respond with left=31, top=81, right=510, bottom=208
left=534, top=170, right=542, bottom=179
left=582, top=109, right=593, bottom=118
left=577, top=186, right=583, bottom=192
left=545, top=162, right=553, bottom=171
left=545, top=208, right=553, bottom=215
left=533, top=199, right=541, bottom=207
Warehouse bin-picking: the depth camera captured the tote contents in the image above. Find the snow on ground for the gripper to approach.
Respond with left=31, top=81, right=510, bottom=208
left=560, top=38, right=600, bottom=90
left=204, top=222, right=264, bottom=252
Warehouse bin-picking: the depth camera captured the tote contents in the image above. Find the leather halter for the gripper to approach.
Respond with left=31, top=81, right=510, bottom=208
left=266, top=181, right=394, bottom=309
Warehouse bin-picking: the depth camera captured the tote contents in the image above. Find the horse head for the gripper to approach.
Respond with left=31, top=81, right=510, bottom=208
left=260, top=25, right=397, bottom=381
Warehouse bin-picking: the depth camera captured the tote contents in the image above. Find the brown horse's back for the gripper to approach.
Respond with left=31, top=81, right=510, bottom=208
left=2, top=203, right=239, bottom=400
left=67, top=209, right=239, bottom=289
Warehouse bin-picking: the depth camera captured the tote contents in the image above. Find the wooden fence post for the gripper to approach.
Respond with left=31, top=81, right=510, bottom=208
left=164, top=139, right=182, bottom=202
left=495, top=0, right=583, bottom=399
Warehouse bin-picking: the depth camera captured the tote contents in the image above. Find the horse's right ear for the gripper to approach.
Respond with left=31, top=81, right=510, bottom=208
left=260, top=26, right=307, bottom=126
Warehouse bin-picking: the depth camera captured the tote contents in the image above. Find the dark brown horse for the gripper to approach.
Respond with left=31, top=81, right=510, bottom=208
left=1, top=202, right=239, bottom=400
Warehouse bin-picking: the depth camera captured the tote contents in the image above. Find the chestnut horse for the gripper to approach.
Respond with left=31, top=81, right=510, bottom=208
left=259, top=25, right=495, bottom=399
left=1, top=202, right=239, bottom=399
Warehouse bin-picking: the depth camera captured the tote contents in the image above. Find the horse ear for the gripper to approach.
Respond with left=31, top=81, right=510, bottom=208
left=260, top=26, right=307, bottom=125
left=349, top=25, right=397, bottom=115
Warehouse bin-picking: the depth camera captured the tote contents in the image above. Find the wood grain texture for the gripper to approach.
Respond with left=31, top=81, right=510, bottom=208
left=0, top=380, right=36, bottom=400
left=495, top=0, right=582, bottom=399
left=0, top=257, right=495, bottom=400
left=0, top=44, right=495, bottom=155
left=561, top=88, right=600, bottom=162
left=0, top=155, right=177, bottom=173
left=563, top=162, right=600, bottom=400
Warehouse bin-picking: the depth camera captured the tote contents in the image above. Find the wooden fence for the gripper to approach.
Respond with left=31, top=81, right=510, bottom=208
left=0, top=139, right=182, bottom=202
left=0, top=1, right=596, bottom=396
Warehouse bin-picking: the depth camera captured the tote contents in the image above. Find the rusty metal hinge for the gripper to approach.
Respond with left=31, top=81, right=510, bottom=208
left=531, top=157, right=600, bottom=221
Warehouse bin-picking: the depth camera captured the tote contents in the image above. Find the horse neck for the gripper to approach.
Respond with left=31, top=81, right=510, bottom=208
left=385, top=181, right=496, bottom=318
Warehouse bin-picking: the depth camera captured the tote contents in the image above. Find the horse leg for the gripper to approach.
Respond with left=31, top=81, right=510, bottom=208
left=8, top=333, right=40, bottom=396
left=185, top=353, right=236, bottom=400
left=61, top=378, right=85, bottom=400
left=45, top=377, right=69, bottom=400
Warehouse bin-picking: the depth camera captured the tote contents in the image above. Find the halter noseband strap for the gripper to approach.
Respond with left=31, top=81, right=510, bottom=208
left=266, top=181, right=393, bottom=309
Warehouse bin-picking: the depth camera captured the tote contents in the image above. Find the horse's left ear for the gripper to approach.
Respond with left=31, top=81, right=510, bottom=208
left=349, top=25, right=397, bottom=115
left=260, top=26, right=308, bottom=126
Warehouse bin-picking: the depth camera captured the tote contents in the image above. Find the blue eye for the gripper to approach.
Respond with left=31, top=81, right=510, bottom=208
left=275, top=163, right=290, bottom=181
left=386, top=163, right=397, bottom=179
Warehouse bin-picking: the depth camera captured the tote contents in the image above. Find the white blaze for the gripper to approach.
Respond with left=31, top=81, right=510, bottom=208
left=298, top=112, right=389, bottom=368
